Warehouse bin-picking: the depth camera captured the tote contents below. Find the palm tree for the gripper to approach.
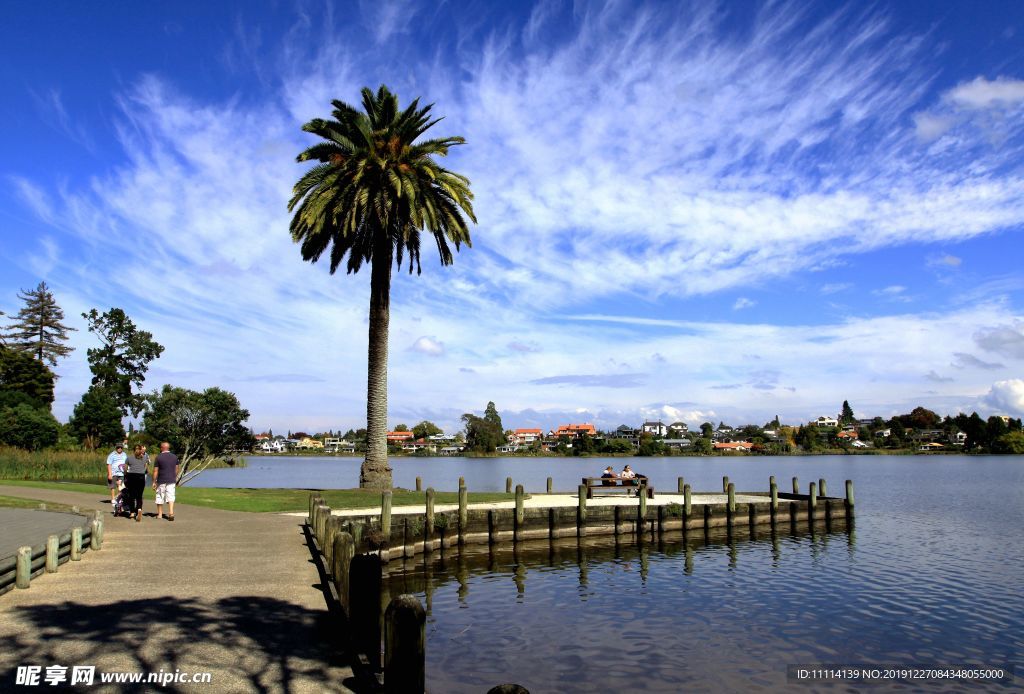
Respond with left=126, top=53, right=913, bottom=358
left=288, top=86, right=476, bottom=489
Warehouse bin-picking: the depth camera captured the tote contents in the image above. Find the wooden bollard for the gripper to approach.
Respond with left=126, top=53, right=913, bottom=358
left=384, top=594, right=426, bottom=693
left=638, top=484, right=647, bottom=520
left=506, top=476, right=513, bottom=494
left=458, top=486, right=468, bottom=544
left=381, top=491, right=393, bottom=539
left=458, top=476, right=465, bottom=489
left=577, top=484, right=587, bottom=536
left=45, top=534, right=59, bottom=573
left=317, top=505, right=331, bottom=545
left=350, top=554, right=382, bottom=671
left=415, top=476, right=422, bottom=492
left=71, top=527, right=82, bottom=561
left=809, top=482, right=818, bottom=518
left=546, top=477, right=553, bottom=493
left=727, top=482, right=736, bottom=514
left=792, top=476, right=800, bottom=495
left=683, top=484, right=692, bottom=520
left=677, top=477, right=685, bottom=493
left=90, top=519, right=103, bottom=550
left=332, top=532, right=355, bottom=615
left=425, top=488, right=435, bottom=542
left=16, top=546, right=31, bottom=589
left=769, top=475, right=776, bottom=487
left=723, top=475, right=730, bottom=493
left=770, top=480, right=778, bottom=512
left=308, top=493, right=316, bottom=525
left=819, top=478, right=827, bottom=497
left=515, top=484, right=525, bottom=532
left=324, top=517, right=341, bottom=567
left=845, top=479, right=855, bottom=515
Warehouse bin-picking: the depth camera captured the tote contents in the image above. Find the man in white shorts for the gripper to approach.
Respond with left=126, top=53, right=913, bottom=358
left=152, top=442, right=179, bottom=521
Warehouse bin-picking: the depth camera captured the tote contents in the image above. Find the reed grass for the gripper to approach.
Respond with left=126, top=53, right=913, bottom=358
left=0, top=446, right=245, bottom=482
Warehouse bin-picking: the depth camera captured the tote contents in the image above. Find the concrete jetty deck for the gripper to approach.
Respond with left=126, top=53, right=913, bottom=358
left=0, top=485, right=356, bottom=693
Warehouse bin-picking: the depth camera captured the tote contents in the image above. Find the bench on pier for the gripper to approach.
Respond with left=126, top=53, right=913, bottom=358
left=582, top=477, right=654, bottom=499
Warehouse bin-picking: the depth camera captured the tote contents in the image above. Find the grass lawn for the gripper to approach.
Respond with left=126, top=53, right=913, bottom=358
left=0, top=493, right=81, bottom=514
left=0, top=480, right=516, bottom=513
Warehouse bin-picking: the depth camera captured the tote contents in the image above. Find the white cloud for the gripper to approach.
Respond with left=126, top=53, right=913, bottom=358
left=983, top=379, right=1024, bottom=417
left=411, top=336, right=445, bottom=356
left=947, top=76, right=1024, bottom=110
left=820, top=282, right=852, bottom=295
left=974, top=322, right=1024, bottom=359
left=733, top=297, right=756, bottom=310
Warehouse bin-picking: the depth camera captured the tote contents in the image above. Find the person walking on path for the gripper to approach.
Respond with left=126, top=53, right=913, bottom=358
left=106, top=443, right=127, bottom=506
left=123, top=445, right=150, bottom=522
left=153, top=442, right=179, bottom=521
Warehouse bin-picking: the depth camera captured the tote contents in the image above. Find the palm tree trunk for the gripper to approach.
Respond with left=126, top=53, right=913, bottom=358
left=360, top=245, right=394, bottom=489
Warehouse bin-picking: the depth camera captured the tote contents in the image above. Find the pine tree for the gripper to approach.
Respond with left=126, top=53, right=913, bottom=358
left=5, top=282, right=76, bottom=367
left=840, top=400, right=855, bottom=425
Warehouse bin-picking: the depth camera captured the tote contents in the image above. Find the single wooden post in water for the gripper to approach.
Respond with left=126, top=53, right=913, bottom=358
left=723, top=476, right=730, bottom=493
left=727, top=482, right=736, bottom=513
left=350, top=553, right=383, bottom=672
left=384, top=594, right=426, bottom=693
left=458, top=475, right=465, bottom=489
left=546, top=476, right=553, bottom=493
left=332, top=532, right=355, bottom=615
left=792, top=476, right=800, bottom=495
left=506, top=476, right=513, bottom=494
left=16, top=546, right=31, bottom=589
left=415, top=476, right=422, bottom=492
left=45, top=534, right=59, bottom=573
left=683, top=483, right=692, bottom=519
left=70, top=527, right=82, bottom=561
left=90, top=519, right=103, bottom=550
left=458, top=485, right=468, bottom=545
left=845, top=479, right=855, bottom=516
left=425, top=488, right=435, bottom=545
left=809, top=481, right=818, bottom=519
left=770, top=480, right=779, bottom=512
left=677, top=476, right=685, bottom=493
left=381, top=491, right=393, bottom=539
left=515, top=484, right=525, bottom=535
left=638, top=483, right=647, bottom=523
left=819, top=478, right=827, bottom=497
left=577, top=484, right=587, bottom=537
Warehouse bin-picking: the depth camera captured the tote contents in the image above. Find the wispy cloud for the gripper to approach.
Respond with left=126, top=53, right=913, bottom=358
left=411, top=336, right=445, bottom=356
left=529, top=374, right=647, bottom=388
left=951, top=352, right=1003, bottom=370
left=733, top=297, right=756, bottom=310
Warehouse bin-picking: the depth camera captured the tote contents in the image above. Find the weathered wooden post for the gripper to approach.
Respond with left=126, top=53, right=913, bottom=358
left=332, top=532, right=355, bottom=615
left=458, top=485, right=468, bottom=545
left=384, top=594, right=426, bottom=693
left=381, top=491, right=393, bottom=539
left=792, top=476, right=800, bottom=495
left=308, top=493, right=317, bottom=525
left=683, top=484, right=692, bottom=535
left=90, top=519, right=103, bottom=550
left=350, top=553, right=383, bottom=671
left=808, top=481, right=818, bottom=520
left=515, top=484, right=525, bottom=539
left=425, top=488, right=435, bottom=546
left=70, top=527, right=82, bottom=561
left=324, top=516, right=341, bottom=567
left=317, top=505, right=331, bottom=546
left=723, top=475, right=730, bottom=493
left=458, top=475, right=465, bottom=489
left=677, top=476, right=685, bottom=493
left=638, top=483, right=647, bottom=530
left=727, top=482, right=736, bottom=528
left=506, top=476, right=513, bottom=494
left=577, top=484, right=587, bottom=537
left=15, top=546, right=31, bottom=589
left=546, top=476, right=553, bottom=493
left=819, top=478, right=827, bottom=497
left=770, top=479, right=779, bottom=514
left=845, top=479, right=855, bottom=517
left=45, top=534, right=59, bottom=573
left=769, top=475, right=776, bottom=487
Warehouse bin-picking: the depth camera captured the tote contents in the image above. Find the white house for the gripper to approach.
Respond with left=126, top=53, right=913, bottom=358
left=642, top=421, right=667, bottom=437
left=813, top=416, right=839, bottom=428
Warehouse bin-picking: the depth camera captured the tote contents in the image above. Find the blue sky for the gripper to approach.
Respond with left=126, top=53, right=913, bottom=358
left=2, top=0, right=1023, bottom=434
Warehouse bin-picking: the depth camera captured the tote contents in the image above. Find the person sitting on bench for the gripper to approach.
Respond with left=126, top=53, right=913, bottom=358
left=600, top=466, right=618, bottom=486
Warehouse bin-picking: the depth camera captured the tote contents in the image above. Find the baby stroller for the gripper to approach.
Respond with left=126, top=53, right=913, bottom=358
left=113, top=485, right=133, bottom=517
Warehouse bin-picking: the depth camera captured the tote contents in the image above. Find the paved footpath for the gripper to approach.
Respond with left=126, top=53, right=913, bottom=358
left=0, top=508, right=91, bottom=561
left=0, top=485, right=357, bottom=693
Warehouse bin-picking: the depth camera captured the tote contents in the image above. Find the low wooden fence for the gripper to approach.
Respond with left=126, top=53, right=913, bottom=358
left=0, top=509, right=103, bottom=596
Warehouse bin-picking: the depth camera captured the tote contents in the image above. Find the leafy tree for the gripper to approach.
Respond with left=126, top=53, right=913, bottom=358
left=636, top=434, right=664, bottom=457
left=142, top=385, right=254, bottom=485
left=700, top=422, right=713, bottom=437
left=483, top=402, right=505, bottom=441
left=461, top=412, right=503, bottom=453
left=393, top=423, right=409, bottom=432
left=694, top=437, right=713, bottom=454
left=905, top=406, right=940, bottom=430
left=0, top=345, right=55, bottom=407
left=840, top=400, right=855, bottom=425
left=68, top=386, right=124, bottom=450
left=573, top=432, right=596, bottom=456
left=82, top=308, right=165, bottom=416
left=412, top=420, right=442, bottom=439
left=288, top=86, right=476, bottom=490
left=603, top=438, right=635, bottom=454
left=0, top=403, right=60, bottom=450
left=994, top=431, right=1024, bottom=454
left=4, top=282, right=76, bottom=367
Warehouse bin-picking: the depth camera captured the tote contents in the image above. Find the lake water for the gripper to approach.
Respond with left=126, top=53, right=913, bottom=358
left=202, top=455, right=1024, bottom=691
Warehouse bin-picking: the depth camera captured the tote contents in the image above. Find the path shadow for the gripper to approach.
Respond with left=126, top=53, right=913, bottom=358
left=2, top=594, right=364, bottom=692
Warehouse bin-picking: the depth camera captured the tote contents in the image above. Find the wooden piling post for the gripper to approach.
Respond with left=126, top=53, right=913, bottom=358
left=384, top=594, right=426, bottom=693
left=458, top=485, right=468, bottom=545
left=458, top=475, right=465, bottom=489
left=425, top=488, right=435, bottom=544
left=308, top=493, right=316, bottom=525
left=677, top=476, right=685, bottom=493
left=769, top=475, right=776, bottom=487
left=577, top=484, right=587, bottom=537
left=792, top=476, right=800, bottom=495
left=350, top=553, right=383, bottom=671
left=683, top=483, right=692, bottom=522
left=45, top=534, right=59, bottom=573
left=770, top=479, right=779, bottom=512
left=515, top=484, right=525, bottom=535
left=723, top=475, right=730, bottom=493
left=71, top=527, right=82, bottom=561
left=16, top=546, right=31, bottom=589
left=506, top=476, right=513, bottom=494
left=809, top=481, right=818, bottom=519
left=90, top=519, right=103, bottom=550
left=332, top=532, right=355, bottom=615
left=324, top=516, right=342, bottom=567
left=638, top=484, right=647, bottom=527
left=546, top=476, right=553, bottom=493
left=845, top=479, right=855, bottom=516
left=819, top=478, right=827, bottom=497
left=381, top=491, right=393, bottom=539
left=727, top=482, right=736, bottom=515
left=415, top=476, right=422, bottom=492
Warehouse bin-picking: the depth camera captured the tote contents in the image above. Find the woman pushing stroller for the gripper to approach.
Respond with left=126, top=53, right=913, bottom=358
left=122, top=445, right=150, bottom=522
